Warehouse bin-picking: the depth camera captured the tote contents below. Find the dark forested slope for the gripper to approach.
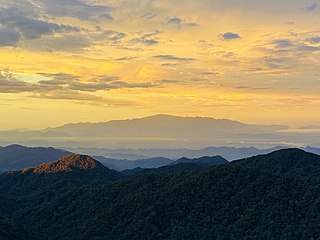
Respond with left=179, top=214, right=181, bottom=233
left=1, top=149, right=320, bottom=239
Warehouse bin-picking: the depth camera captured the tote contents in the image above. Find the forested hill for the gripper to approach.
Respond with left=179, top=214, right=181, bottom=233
left=1, top=149, right=320, bottom=239
left=232, top=148, right=320, bottom=177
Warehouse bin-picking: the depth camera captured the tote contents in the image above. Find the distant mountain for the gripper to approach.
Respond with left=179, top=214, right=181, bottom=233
left=94, top=156, right=173, bottom=171
left=233, top=148, right=320, bottom=177
left=52, top=114, right=285, bottom=135
left=122, top=156, right=227, bottom=176
left=0, top=145, right=71, bottom=172
left=174, top=155, right=228, bottom=166
left=69, top=145, right=290, bottom=161
left=122, top=163, right=207, bottom=176
left=0, top=114, right=295, bottom=148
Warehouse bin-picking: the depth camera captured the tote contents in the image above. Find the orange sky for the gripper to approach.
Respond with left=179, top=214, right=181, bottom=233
left=0, top=0, right=320, bottom=130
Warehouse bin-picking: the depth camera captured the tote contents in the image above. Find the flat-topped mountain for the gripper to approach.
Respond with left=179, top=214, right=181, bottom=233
left=174, top=155, right=228, bottom=166
left=51, top=114, right=285, bottom=138
left=233, top=148, right=320, bottom=177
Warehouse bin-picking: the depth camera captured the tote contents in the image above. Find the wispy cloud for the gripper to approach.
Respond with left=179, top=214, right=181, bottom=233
left=153, top=55, right=196, bottom=61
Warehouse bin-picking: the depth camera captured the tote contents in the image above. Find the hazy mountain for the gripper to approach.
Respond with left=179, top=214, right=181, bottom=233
left=93, top=156, right=173, bottom=171
left=174, top=155, right=228, bottom=166
left=0, top=145, right=71, bottom=172
left=0, top=114, right=299, bottom=149
left=122, top=156, right=228, bottom=175
left=1, top=149, right=320, bottom=239
left=71, top=145, right=320, bottom=161
left=69, top=145, right=289, bottom=161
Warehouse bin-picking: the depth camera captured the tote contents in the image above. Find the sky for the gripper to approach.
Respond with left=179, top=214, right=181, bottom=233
left=0, top=0, right=320, bottom=130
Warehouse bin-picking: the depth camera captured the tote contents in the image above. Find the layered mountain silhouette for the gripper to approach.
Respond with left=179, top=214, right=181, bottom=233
left=174, top=155, right=228, bottom=166
left=0, top=114, right=295, bottom=148
left=0, top=145, right=71, bottom=172
left=123, top=156, right=228, bottom=176
left=0, top=149, right=319, bottom=239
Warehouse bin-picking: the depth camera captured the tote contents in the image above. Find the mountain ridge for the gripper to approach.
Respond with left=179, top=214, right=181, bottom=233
left=233, top=148, right=320, bottom=177
left=20, top=154, right=102, bottom=174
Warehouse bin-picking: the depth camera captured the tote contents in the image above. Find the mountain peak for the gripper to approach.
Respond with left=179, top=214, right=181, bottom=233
left=234, top=148, right=320, bottom=177
left=25, top=154, right=102, bottom=174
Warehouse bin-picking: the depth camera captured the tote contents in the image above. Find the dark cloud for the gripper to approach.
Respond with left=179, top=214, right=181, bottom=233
left=32, top=90, right=137, bottom=106
left=28, top=34, right=91, bottom=52
left=130, top=30, right=161, bottom=46
left=0, top=70, right=34, bottom=93
left=306, top=3, right=319, bottom=12
left=38, top=0, right=112, bottom=20
left=157, top=79, right=182, bottom=84
left=140, top=12, right=157, bottom=20
left=296, top=45, right=320, bottom=52
left=153, top=55, right=196, bottom=61
left=167, top=17, right=182, bottom=25
left=269, top=38, right=320, bottom=53
left=0, top=71, right=157, bottom=96
left=219, top=32, right=241, bottom=41
left=0, top=27, right=21, bottom=46
left=308, top=36, right=320, bottom=44
left=272, top=39, right=294, bottom=48
left=166, top=17, right=199, bottom=28
left=161, top=63, right=178, bottom=67
left=201, top=72, right=219, bottom=76
left=105, top=30, right=126, bottom=42
left=69, top=76, right=157, bottom=92
left=114, top=57, right=138, bottom=61
left=0, top=6, right=80, bottom=41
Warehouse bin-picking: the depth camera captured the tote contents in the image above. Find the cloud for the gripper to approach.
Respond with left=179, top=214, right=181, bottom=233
left=166, top=17, right=199, bottom=28
left=32, top=90, right=139, bottom=106
left=268, top=37, right=320, bottom=53
left=272, top=39, right=293, bottom=48
left=0, top=71, right=158, bottom=97
left=308, top=36, right=320, bottom=44
left=306, top=3, right=319, bottom=12
left=129, top=30, right=161, bottom=46
left=105, top=30, right=126, bottom=42
left=0, top=27, right=21, bottom=46
left=27, top=34, right=91, bottom=52
left=167, top=17, right=182, bottom=25
left=0, top=6, right=80, bottom=41
left=37, top=0, right=113, bottom=20
left=114, top=57, right=138, bottom=61
left=296, top=45, right=320, bottom=52
left=153, top=55, right=196, bottom=61
left=140, top=12, right=157, bottom=20
left=0, top=70, right=34, bottom=93
left=68, top=77, right=157, bottom=92
left=219, top=32, right=241, bottom=41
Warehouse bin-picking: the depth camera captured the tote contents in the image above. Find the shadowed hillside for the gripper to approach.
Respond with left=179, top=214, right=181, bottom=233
left=0, top=145, right=71, bottom=172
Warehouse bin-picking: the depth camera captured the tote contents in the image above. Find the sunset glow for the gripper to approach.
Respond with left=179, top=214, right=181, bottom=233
left=1, top=0, right=320, bottom=129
